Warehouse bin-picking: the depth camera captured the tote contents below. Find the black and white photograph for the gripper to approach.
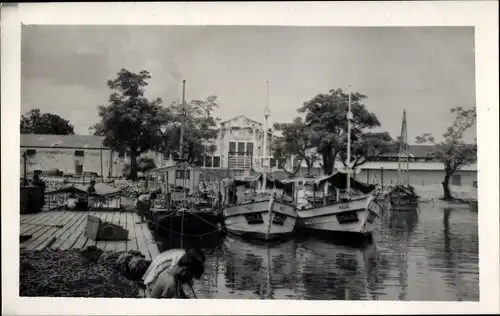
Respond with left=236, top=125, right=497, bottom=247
left=2, top=2, right=498, bottom=315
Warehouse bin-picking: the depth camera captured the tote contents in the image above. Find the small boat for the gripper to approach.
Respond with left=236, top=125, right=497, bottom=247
left=387, top=185, right=418, bottom=211
left=222, top=174, right=297, bottom=241
left=286, top=86, right=381, bottom=239
left=387, top=110, right=419, bottom=211
left=284, top=173, right=381, bottom=239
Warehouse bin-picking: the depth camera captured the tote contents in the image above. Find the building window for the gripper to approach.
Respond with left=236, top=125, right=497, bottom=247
left=473, top=181, right=478, bottom=188
left=204, top=156, right=213, bottom=168
left=229, top=142, right=236, bottom=155
left=25, top=149, right=36, bottom=156
left=237, top=142, right=245, bottom=155
left=247, top=142, right=254, bottom=155
left=176, top=170, right=190, bottom=179
left=75, top=150, right=85, bottom=157
left=451, top=174, right=461, bottom=186
left=213, top=156, right=221, bottom=168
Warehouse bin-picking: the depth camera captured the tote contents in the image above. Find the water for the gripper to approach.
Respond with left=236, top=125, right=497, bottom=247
left=160, top=202, right=479, bottom=301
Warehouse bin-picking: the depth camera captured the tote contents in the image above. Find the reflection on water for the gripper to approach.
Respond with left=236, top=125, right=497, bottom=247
left=161, top=203, right=479, bottom=301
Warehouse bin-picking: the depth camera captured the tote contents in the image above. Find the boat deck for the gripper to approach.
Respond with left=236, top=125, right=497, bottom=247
left=20, top=210, right=160, bottom=260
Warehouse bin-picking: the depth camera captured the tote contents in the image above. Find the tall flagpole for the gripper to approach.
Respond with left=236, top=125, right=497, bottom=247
left=263, top=81, right=270, bottom=192
left=346, top=85, right=352, bottom=192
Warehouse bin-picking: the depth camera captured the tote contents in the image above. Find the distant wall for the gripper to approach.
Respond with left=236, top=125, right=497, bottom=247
left=357, top=169, right=477, bottom=187
left=20, top=147, right=126, bottom=178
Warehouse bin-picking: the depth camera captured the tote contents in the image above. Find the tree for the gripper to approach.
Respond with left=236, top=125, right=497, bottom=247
left=272, top=117, right=318, bottom=176
left=122, top=157, right=157, bottom=177
left=338, top=131, right=396, bottom=172
left=299, top=88, right=381, bottom=175
left=88, top=122, right=105, bottom=136
left=416, top=106, right=477, bottom=200
left=20, top=108, right=75, bottom=135
left=160, top=96, right=219, bottom=165
left=95, top=69, right=165, bottom=181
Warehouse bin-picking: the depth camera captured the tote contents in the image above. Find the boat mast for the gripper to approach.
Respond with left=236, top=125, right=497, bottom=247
left=397, top=110, right=408, bottom=186
left=346, top=85, right=353, bottom=193
left=180, top=80, right=186, bottom=249
left=262, top=81, right=270, bottom=193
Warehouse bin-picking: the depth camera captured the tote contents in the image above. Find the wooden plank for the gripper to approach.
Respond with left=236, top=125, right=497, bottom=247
left=20, top=211, right=61, bottom=236
left=21, top=211, right=72, bottom=249
left=70, top=216, right=91, bottom=250
left=126, top=211, right=138, bottom=252
left=140, top=223, right=160, bottom=260
left=46, top=211, right=86, bottom=250
left=20, top=211, right=53, bottom=234
left=69, top=211, right=97, bottom=250
left=22, top=211, right=68, bottom=249
left=134, top=215, right=151, bottom=260
left=50, top=211, right=88, bottom=250
left=116, top=211, right=128, bottom=252
left=58, top=212, right=92, bottom=250
left=26, top=211, right=76, bottom=250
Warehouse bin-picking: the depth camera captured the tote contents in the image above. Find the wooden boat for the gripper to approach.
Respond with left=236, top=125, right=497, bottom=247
left=222, top=175, right=297, bottom=241
left=387, top=110, right=419, bottom=211
left=285, top=87, right=381, bottom=239
left=387, top=185, right=418, bottom=211
left=284, top=173, right=381, bottom=238
left=222, top=82, right=297, bottom=241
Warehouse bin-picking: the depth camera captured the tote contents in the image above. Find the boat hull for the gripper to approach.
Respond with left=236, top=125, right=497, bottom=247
left=388, top=185, right=419, bottom=211
left=152, top=211, right=223, bottom=237
left=223, top=200, right=297, bottom=241
left=296, top=196, right=381, bottom=236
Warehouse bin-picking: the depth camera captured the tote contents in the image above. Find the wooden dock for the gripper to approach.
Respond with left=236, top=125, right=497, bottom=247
left=20, top=210, right=160, bottom=260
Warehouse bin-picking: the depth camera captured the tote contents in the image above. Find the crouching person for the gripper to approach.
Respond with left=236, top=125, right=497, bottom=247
left=143, top=249, right=205, bottom=299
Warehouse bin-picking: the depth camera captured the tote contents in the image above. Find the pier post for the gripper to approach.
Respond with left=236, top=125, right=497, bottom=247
left=381, top=167, right=384, bottom=191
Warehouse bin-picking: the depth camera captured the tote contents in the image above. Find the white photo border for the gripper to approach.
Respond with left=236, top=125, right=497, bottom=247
left=1, top=2, right=498, bottom=315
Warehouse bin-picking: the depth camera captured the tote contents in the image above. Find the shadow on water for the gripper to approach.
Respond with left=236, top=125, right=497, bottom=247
left=156, top=231, right=225, bottom=252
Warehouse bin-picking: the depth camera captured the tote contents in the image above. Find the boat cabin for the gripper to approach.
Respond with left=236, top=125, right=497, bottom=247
left=282, top=172, right=376, bottom=208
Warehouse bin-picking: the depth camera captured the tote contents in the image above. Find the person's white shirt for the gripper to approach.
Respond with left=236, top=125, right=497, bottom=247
left=142, top=249, right=186, bottom=290
left=66, top=197, right=78, bottom=209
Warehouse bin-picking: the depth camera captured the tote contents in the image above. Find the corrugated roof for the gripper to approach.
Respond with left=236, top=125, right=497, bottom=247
left=21, top=134, right=106, bottom=149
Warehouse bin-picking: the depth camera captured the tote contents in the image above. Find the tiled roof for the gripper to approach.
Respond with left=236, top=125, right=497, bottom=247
left=21, top=134, right=106, bottom=149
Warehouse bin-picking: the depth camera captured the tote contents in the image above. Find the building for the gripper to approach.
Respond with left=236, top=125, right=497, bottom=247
left=20, top=134, right=125, bottom=178
left=21, top=115, right=477, bottom=187
left=193, top=115, right=477, bottom=187
left=357, top=145, right=477, bottom=187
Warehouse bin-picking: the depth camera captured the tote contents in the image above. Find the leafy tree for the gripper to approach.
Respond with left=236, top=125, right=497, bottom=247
left=299, top=88, right=381, bottom=175
left=20, top=108, right=75, bottom=135
left=416, top=106, right=477, bottom=200
left=95, top=69, right=164, bottom=181
left=338, top=131, right=396, bottom=172
left=272, top=117, right=318, bottom=176
left=160, top=96, right=219, bottom=165
left=88, top=122, right=105, bottom=136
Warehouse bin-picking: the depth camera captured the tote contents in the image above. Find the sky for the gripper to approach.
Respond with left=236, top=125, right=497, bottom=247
left=21, top=26, right=476, bottom=143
